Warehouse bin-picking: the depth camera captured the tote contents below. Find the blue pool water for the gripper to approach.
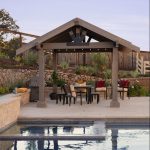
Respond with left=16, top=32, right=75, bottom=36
left=0, top=121, right=149, bottom=150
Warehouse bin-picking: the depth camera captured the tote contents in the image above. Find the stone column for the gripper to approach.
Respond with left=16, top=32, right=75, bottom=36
left=110, top=43, right=120, bottom=107
left=37, top=44, right=47, bottom=107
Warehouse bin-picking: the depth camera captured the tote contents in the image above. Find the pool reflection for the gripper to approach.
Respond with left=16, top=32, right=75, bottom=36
left=0, top=122, right=149, bottom=150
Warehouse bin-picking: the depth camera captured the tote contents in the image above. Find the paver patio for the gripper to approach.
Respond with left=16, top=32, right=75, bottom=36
left=18, top=97, right=150, bottom=120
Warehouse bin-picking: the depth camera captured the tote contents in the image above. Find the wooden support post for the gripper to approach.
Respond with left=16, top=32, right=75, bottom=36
left=37, top=44, right=46, bottom=107
left=52, top=52, right=58, bottom=93
left=53, top=52, right=57, bottom=71
left=110, top=44, right=120, bottom=107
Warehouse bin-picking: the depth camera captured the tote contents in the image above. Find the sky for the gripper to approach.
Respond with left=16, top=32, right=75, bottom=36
left=1, top=0, right=149, bottom=51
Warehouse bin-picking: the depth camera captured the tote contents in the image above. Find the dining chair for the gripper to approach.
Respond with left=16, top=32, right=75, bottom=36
left=62, top=84, right=76, bottom=106
left=95, top=80, right=107, bottom=99
left=118, top=80, right=130, bottom=100
left=74, top=81, right=87, bottom=102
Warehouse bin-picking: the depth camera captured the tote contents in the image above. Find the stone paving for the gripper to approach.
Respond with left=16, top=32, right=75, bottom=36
left=18, top=97, right=150, bottom=120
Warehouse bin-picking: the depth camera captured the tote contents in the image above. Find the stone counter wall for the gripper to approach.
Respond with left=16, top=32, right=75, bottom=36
left=0, top=94, right=21, bottom=131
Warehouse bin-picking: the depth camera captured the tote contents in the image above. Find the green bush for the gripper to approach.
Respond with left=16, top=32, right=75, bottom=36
left=75, top=67, right=81, bottom=75
left=0, top=51, right=9, bottom=59
left=75, top=66, right=83, bottom=75
left=118, top=71, right=129, bottom=78
left=49, top=71, right=66, bottom=86
left=86, top=80, right=95, bottom=86
left=119, top=70, right=140, bottom=78
left=60, top=61, right=69, bottom=70
left=91, top=53, right=108, bottom=73
left=0, top=87, right=9, bottom=95
left=23, top=51, right=38, bottom=66
left=14, top=56, right=22, bottom=63
left=128, top=83, right=149, bottom=97
left=75, top=65, right=97, bottom=76
left=103, top=69, right=112, bottom=79
left=139, top=73, right=150, bottom=77
left=51, top=71, right=59, bottom=83
left=56, top=78, right=66, bottom=86
left=129, top=70, right=139, bottom=78
left=86, top=66, right=97, bottom=76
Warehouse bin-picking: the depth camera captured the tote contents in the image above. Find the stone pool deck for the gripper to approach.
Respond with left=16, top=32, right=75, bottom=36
left=18, top=97, right=150, bottom=121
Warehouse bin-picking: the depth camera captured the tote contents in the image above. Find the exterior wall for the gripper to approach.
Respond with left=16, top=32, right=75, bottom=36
left=0, top=94, right=21, bottom=131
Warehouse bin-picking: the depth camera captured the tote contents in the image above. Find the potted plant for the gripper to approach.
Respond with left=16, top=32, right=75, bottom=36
left=49, top=71, right=66, bottom=100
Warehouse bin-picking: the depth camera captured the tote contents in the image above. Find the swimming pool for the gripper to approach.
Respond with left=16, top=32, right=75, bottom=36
left=0, top=121, right=149, bottom=150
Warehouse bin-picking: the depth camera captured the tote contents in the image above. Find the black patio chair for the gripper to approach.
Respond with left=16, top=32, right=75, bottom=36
left=62, top=84, right=76, bottom=106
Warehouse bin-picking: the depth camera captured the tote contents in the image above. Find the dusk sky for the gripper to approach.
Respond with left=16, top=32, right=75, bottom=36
left=1, top=0, right=149, bottom=51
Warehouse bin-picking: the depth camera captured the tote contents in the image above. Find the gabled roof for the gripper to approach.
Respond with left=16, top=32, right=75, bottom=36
left=16, top=18, right=140, bottom=55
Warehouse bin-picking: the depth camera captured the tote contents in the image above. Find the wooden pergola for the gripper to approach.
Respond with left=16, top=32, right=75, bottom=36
left=16, top=18, right=140, bottom=108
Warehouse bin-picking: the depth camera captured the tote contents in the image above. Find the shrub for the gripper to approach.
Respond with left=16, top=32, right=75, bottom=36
left=103, top=69, right=112, bottom=79
left=86, top=66, right=98, bottom=76
left=56, top=78, right=66, bottom=86
left=139, top=73, right=150, bottom=77
left=60, top=61, right=69, bottom=70
left=14, top=56, right=22, bottom=63
left=86, top=80, right=95, bottom=86
left=118, top=70, right=140, bottom=78
left=75, top=65, right=97, bottom=76
left=0, top=87, right=9, bottom=95
left=0, top=51, right=9, bottom=59
left=49, top=71, right=66, bottom=86
left=23, top=51, right=38, bottom=66
left=129, top=70, right=139, bottom=78
left=128, top=82, right=149, bottom=96
left=51, top=71, right=59, bottom=83
left=75, top=66, right=83, bottom=75
left=91, top=53, right=108, bottom=73
left=118, top=71, right=129, bottom=78
left=75, top=67, right=81, bottom=75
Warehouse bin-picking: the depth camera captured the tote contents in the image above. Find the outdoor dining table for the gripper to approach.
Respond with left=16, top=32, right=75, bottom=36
left=74, top=85, right=93, bottom=104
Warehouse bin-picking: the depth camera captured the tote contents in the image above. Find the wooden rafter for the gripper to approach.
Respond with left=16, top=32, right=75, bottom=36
left=0, top=29, right=39, bottom=38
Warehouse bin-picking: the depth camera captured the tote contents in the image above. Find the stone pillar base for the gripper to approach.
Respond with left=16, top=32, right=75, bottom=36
left=110, top=100, right=120, bottom=108
left=37, top=101, right=47, bottom=107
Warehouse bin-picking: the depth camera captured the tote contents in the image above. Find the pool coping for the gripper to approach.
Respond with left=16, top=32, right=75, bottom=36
left=18, top=118, right=150, bottom=124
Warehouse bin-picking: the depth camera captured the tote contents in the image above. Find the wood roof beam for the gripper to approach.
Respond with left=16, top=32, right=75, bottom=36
left=43, top=42, right=114, bottom=50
